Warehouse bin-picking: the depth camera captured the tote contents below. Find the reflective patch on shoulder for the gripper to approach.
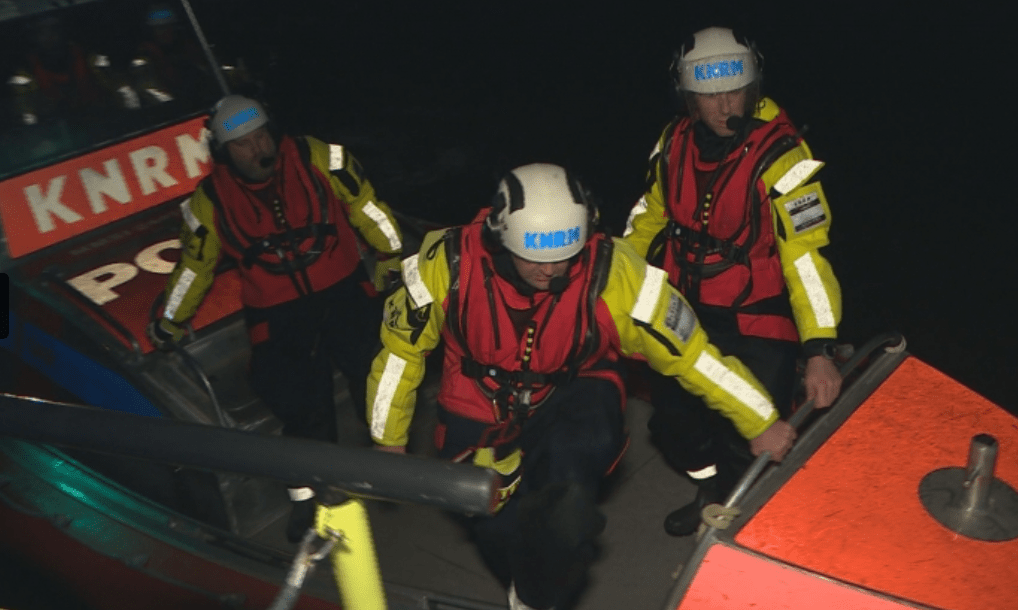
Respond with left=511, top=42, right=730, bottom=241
left=371, top=353, right=407, bottom=441
left=648, top=139, right=661, bottom=160
left=363, top=201, right=402, bottom=250
left=328, top=144, right=345, bottom=171
left=632, top=265, right=666, bottom=323
left=783, top=187, right=826, bottom=234
left=693, top=352, right=775, bottom=421
left=664, top=293, right=696, bottom=344
left=774, top=159, right=824, bottom=195
left=179, top=198, right=200, bottom=232
left=164, top=268, right=196, bottom=319
left=402, top=254, right=433, bottom=307
left=623, top=196, right=648, bottom=237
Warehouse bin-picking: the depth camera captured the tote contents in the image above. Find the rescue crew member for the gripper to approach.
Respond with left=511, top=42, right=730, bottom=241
left=148, top=95, right=403, bottom=542
left=129, top=3, right=216, bottom=106
left=622, top=27, right=843, bottom=537
left=368, top=163, right=796, bottom=610
left=8, top=14, right=127, bottom=126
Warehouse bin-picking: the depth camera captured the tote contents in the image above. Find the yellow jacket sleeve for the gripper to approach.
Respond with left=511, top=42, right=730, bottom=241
left=621, top=123, right=673, bottom=260
left=603, top=239, right=779, bottom=439
left=366, top=230, right=450, bottom=446
left=161, top=186, right=221, bottom=325
left=763, top=140, right=842, bottom=343
left=305, top=136, right=403, bottom=257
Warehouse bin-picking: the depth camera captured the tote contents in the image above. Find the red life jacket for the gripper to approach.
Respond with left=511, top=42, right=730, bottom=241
left=436, top=219, right=622, bottom=425
left=28, top=43, right=99, bottom=108
left=660, top=113, right=802, bottom=341
left=206, top=135, right=363, bottom=308
left=137, top=38, right=204, bottom=93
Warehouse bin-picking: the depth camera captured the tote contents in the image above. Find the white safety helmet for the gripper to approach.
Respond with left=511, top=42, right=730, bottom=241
left=486, top=163, right=595, bottom=263
left=208, top=95, right=269, bottom=147
left=673, top=27, right=759, bottom=95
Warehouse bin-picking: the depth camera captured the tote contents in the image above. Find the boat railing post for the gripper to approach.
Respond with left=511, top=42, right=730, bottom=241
left=319, top=497, right=387, bottom=610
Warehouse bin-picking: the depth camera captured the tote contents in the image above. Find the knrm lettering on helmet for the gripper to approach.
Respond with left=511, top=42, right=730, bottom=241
left=694, top=60, right=744, bottom=81
left=524, top=226, right=581, bottom=251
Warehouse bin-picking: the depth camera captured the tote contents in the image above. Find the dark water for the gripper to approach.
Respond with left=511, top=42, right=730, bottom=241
left=2, top=2, right=1014, bottom=609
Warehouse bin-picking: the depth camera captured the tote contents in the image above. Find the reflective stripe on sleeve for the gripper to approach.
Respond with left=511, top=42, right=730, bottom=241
left=163, top=268, right=196, bottom=320
left=632, top=265, right=667, bottom=323
left=402, top=254, right=433, bottom=307
left=793, top=252, right=835, bottom=328
left=287, top=487, right=315, bottom=501
left=371, top=354, right=407, bottom=441
left=687, top=465, right=718, bottom=480
left=328, top=144, right=345, bottom=171
left=693, top=351, right=775, bottom=421
left=179, top=198, right=200, bottom=232
left=773, top=159, right=824, bottom=195
left=623, top=195, right=648, bottom=237
left=363, top=201, right=402, bottom=250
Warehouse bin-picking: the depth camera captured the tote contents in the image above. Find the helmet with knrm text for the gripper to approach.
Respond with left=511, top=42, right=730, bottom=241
left=671, top=26, right=762, bottom=95
left=485, top=163, right=599, bottom=263
left=207, top=94, right=269, bottom=148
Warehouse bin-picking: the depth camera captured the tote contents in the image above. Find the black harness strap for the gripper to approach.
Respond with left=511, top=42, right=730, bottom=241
left=664, top=120, right=801, bottom=310
left=207, top=136, right=337, bottom=296
left=456, top=236, right=615, bottom=420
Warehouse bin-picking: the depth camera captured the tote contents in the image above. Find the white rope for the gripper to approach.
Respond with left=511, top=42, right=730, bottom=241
left=696, top=503, right=741, bottom=540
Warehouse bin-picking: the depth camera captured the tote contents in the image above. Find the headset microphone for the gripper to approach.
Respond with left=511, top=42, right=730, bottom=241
left=548, top=275, right=569, bottom=294
left=726, top=115, right=746, bottom=132
left=258, top=155, right=275, bottom=169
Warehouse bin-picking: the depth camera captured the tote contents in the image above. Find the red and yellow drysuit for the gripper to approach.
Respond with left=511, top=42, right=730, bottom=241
left=161, top=134, right=403, bottom=329
left=623, top=97, right=841, bottom=347
left=367, top=216, right=780, bottom=475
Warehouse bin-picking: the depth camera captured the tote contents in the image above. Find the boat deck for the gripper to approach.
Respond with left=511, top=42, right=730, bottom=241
left=248, top=378, right=702, bottom=610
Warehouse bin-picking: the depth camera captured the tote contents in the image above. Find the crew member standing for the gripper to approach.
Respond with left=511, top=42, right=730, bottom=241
left=623, top=27, right=843, bottom=536
left=149, top=95, right=403, bottom=541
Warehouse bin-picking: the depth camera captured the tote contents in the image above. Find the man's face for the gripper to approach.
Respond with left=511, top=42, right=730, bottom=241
left=511, top=254, right=570, bottom=291
left=693, top=87, right=748, bottom=137
left=224, top=127, right=277, bottom=182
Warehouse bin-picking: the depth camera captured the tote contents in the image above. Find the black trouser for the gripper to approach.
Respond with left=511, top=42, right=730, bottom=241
left=647, top=310, right=798, bottom=482
left=246, top=268, right=381, bottom=443
left=439, top=370, right=627, bottom=609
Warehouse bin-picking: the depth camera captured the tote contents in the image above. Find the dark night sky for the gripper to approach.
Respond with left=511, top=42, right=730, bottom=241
left=204, top=1, right=1014, bottom=410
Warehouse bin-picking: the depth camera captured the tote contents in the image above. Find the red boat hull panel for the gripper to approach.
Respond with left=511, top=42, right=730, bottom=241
left=678, top=544, right=922, bottom=609
left=0, top=496, right=338, bottom=610
left=736, top=356, right=1018, bottom=610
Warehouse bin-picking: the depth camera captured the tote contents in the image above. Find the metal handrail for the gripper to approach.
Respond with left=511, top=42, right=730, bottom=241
left=0, top=393, right=499, bottom=516
left=661, top=331, right=908, bottom=610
